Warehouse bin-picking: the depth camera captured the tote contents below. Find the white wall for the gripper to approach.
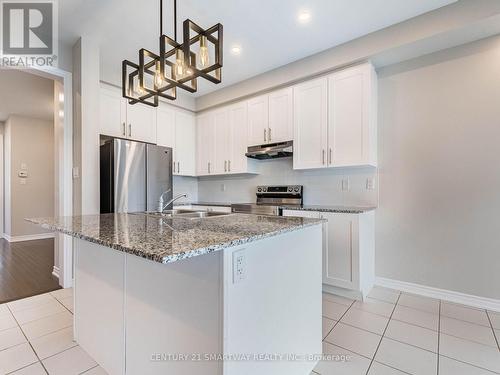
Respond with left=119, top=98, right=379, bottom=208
left=3, top=115, right=55, bottom=237
left=197, top=159, right=377, bottom=207
left=377, top=34, right=500, bottom=300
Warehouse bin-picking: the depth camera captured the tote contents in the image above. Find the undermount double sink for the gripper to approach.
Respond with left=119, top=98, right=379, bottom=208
left=137, top=209, right=231, bottom=220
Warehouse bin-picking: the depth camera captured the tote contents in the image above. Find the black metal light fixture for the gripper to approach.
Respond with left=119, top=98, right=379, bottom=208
left=122, top=0, right=223, bottom=107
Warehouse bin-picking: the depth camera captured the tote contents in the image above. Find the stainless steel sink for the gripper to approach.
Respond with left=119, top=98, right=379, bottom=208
left=134, top=209, right=231, bottom=220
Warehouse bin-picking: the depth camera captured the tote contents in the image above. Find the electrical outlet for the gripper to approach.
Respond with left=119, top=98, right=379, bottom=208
left=366, top=177, right=375, bottom=190
left=342, top=178, right=350, bottom=192
left=233, top=249, right=246, bottom=284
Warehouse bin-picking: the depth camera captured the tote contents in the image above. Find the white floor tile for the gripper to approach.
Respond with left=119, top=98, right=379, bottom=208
left=322, top=317, right=336, bottom=340
left=353, top=298, right=395, bottom=318
left=398, top=293, right=439, bottom=314
left=10, top=362, right=47, bottom=375
left=441, top=302, right=490, bottom=327
left=323, top=300, right=350, bottom=321
left=440, top=316, right=497, bottom=347
left=81, top=366, right=109, bottom=374
left=31, top=326, right=77, bottom=359
left=375, top=338, right=437, bottom=375
left=0, top=311, right=18, bottom=331
left=367, top=287, right=400, bottom=304
left=0, top=342, right=38, bottom=374
left=13, top=299, right=66, bottom=325
left=314, top=342, right=371, bottom=375
left=42, top=346, right=97, bottom=375
left=369, top=362, right=408, bottom=374
left=340, top=308, right=389, bottom=335
left=488, top=311, right=500, bottom=330
left=21, top=311, right=73, bottom=341
left=0, top=326, right=27, bottom=351
left=392, top=305, right=439, bottom=331
left=440, top=333, right=500, bottom=373
left=439, top=355, right=498, bottom=375
left=58, top=296, right=73, bottom=313
left=8, top=294, right=57, bottom=312
left=385, top=319, right=438, bottom=352
left=50, top=288, right=73, bottom=301
left=322, top=293, right=354, bottom=307
left=325, top=322, right=381, bottom=359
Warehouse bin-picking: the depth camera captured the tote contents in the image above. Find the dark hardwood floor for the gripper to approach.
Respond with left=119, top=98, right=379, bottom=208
left=0, top=238, right=61, bottom=304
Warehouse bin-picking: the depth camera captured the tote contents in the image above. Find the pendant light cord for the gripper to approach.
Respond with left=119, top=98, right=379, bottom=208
left=160, top=0, right=177, bottom=41
left=160, top=0, right=163, bottom=36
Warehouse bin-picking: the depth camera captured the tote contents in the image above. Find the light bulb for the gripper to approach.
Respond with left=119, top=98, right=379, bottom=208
left=199, top=36, right=209, bottom=68
left=154, top=61, right=163, bottom=87
left=135, top=83, right=145, bottom=97
left=175, top=49, right=185, bottom=79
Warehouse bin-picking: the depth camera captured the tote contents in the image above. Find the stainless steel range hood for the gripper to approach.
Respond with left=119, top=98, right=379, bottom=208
left=245, top=141, right=293, bottom=160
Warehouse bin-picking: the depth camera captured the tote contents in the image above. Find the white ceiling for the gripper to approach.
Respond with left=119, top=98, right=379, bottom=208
left=59, top=0, right=457, bottom=97
left=0, top=70, right=54, bottom=122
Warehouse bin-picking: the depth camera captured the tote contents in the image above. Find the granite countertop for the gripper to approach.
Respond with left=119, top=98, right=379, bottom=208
left=178, top=201, right=376, bottom=213
left=27, top=213, right=323, bottom=264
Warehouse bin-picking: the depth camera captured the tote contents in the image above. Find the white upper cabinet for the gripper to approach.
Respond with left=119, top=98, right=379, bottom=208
left=156, top=105, right=176, bottom=148
left=99, top=85, right=156, bottom=144
left=196, top=112, right=215, bottom=176
left=292, top=63, right=377, bottom=170
left=174, top=111, right=196, bottom=176
left=213, top=109, right=231, bottom=174
left=247, top=95, right=269, bottom=146
left=246, top=89, right=293, bottom=146
left=328, top=63, right=377, bottom=167
left=228, top=102, right=250, bottom=174
left=268, top=87, right=293, bottom=143
left=99, top=86, right=127, bottom=138
left=293, top=77, right=329, bottom=169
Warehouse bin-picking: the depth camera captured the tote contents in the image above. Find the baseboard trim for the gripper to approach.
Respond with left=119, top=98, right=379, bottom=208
left=52, top=266, right=60, bottom=279
left=3, top=232, right=56, bottom=243
left=375, top=277, right=500, bottom=312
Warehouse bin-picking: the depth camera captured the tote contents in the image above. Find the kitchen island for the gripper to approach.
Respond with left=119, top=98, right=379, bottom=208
left=29, top=212, right=324, bottom=375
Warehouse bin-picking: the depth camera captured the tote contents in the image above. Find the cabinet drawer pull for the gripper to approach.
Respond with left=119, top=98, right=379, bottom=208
left=264, top=128, right=267, bottom=142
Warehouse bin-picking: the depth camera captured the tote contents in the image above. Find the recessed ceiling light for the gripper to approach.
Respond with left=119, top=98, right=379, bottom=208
left=231, top=45, right=242, bottom=55
left=298, top=10, right=311, bottom=24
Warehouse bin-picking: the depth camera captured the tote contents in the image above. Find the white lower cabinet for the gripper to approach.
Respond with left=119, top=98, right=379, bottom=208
left=282, top=209, right=375, bottom=299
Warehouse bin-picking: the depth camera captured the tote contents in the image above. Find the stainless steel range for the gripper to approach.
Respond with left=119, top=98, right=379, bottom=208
left=231, top=185, right=303, bottom=216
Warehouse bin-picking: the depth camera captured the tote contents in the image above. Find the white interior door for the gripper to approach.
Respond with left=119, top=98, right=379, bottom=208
left=293, top=78, right=328, bottom=170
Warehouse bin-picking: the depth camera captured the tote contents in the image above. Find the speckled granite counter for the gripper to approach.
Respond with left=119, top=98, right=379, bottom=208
left=281, top=205, right=377, bottom=214
left=177, top=201, right=377, bottom=214
left=27, top=213, right=323, bottom=264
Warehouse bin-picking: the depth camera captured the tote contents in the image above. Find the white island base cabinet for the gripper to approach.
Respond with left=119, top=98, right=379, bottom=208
left=73, top=225, right=322, bottom=375
left=283, top=210, right=375, bottom=300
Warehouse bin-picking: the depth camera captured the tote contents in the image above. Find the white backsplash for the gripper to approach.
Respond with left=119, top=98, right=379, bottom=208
left=173, top=176, right=199, bottom=203
left=193, top=158, right=378, bottom=206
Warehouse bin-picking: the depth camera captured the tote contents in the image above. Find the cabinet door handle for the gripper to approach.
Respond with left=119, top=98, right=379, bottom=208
left=208, top=162, right=211, bottom=174
left=268, top=128, right=272, bottom=142
left=228, top=160, right=231, bottom=172
left=173, top=161, right=176, bottom=173
left=177, top=162, right=180, bottom=174
left=128, top=124, right=132, bottom=137
left=322, top=149, right=325, bottom=165
left=122, top=122, right=126, bottom=136
left=224, top=160, right=227, bottom=172
left=329, top=148, right=332, bottom=165
left=264, top=128, right=267, bottom=142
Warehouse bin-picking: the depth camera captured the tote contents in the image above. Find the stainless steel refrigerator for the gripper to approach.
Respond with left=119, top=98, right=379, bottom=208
left=100, top=138, right=173, bottom=213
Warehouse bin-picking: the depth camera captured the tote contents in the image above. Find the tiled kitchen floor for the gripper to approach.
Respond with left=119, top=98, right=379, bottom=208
left=1, top=286, right=499, bottom=374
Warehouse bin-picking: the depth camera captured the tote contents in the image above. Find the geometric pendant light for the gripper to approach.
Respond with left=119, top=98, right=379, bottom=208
left=122, top=0, right=223, bottom=107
